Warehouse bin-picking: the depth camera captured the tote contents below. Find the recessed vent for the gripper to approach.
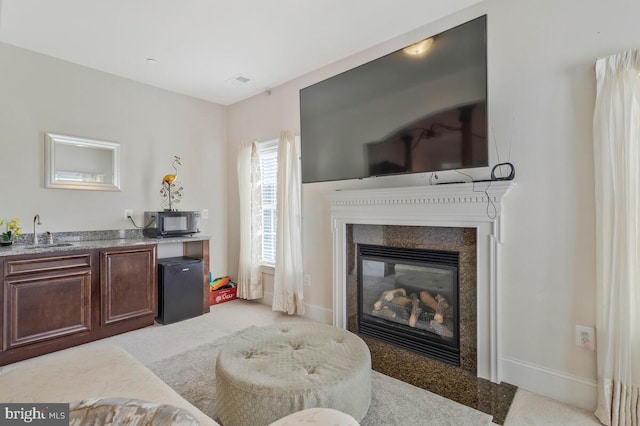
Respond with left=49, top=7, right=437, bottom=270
left=235, top=75, right=250, bottom=83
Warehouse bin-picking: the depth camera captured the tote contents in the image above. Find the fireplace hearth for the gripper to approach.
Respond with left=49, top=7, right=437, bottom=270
left=357, top=243, right=460, bottom=365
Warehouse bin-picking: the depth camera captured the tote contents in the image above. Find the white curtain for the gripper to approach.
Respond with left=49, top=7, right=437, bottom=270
left=593, top=49, right=640, bottom=426
left=272, top=131, right=305, bottom=315
left=237, top=141, right=264, bottom=300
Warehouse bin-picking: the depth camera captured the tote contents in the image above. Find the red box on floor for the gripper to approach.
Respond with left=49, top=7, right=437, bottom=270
left=210, top=287, right=237, bottom=305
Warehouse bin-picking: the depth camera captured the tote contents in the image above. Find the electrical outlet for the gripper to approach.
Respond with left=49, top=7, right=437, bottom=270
left=304, top=274, right=311, bottom=287
left=575, top=325, right=596, bottom=351
left=124, top=209, right=133, bottom=220
left=202, top=209, right=209, bottom=219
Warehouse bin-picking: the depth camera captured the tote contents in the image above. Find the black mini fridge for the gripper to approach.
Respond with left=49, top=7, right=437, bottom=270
left=156, top=256, right=203, bottom=324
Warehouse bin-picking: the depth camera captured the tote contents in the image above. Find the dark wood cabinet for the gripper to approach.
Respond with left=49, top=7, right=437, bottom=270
left=184, top=239, right=211, bottom=314
left=0, top=245, right=158, bottom=365
left=0, top=239, right=208, bottom=366
left=2, top=253, right=93, bottom=351
left=100, top=245, right=157, bottom=325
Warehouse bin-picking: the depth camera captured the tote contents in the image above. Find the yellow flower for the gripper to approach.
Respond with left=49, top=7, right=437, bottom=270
left=1, top=217, right=21, bottom=241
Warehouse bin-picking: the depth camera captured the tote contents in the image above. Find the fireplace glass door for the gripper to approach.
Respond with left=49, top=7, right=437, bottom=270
left=358, top=244, right=460, bottom=365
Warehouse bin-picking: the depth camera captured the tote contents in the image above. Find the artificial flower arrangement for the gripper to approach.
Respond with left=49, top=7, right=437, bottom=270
left=0, top=217, right=21, bottom=245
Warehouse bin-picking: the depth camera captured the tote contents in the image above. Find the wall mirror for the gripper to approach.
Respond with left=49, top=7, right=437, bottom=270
left=45, top=133, right=121, bottom=191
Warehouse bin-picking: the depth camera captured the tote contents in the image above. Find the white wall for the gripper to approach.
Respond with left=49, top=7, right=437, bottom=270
left=0, top=42, right=229, bottom=276
left=227, top=0, right=640, bottom=411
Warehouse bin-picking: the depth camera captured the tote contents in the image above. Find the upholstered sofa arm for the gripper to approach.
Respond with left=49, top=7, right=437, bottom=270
left=0, top=344, right=217, bottom=426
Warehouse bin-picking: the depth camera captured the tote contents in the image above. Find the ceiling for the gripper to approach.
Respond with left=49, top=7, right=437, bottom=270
left=0, top=0, right=480, bottom=106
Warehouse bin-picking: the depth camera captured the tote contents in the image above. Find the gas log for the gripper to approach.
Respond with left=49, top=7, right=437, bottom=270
left=419, top=291, right=452, bottom=324
left=419, top=291, right=439, bottom=311
left=373, top=289, right=453, bottom=323
left=434, top=294, right=450, bottom=324
left=391, top=295, right=412, bottom=307
left=370, top=287, right=455, bottom=339
left=378, top=303, right=410, bottom=321
left=373, top=288, right=407, bottom=311
left=409, top=293, right=422, bottom=328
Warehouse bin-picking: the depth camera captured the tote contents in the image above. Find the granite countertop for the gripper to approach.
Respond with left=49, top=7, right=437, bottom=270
left=0, top=230, right=210, bottom=257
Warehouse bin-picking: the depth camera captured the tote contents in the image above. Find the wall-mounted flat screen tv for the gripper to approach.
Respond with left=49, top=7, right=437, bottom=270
left=300, top=15, right=487, bottom=184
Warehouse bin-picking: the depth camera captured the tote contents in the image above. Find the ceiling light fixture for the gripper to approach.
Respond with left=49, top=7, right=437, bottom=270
left=403, top=37, right=434, bottom=56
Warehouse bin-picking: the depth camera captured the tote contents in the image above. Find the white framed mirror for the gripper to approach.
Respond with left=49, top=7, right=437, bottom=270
left=45, top=133, right=121, bottom=191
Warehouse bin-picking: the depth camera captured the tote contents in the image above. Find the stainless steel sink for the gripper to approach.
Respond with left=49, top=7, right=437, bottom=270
left=23, top=243, right=75, bottom=250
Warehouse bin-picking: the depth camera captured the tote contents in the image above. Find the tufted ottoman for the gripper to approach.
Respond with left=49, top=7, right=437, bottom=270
left=214, top=322, right=371, bottom=426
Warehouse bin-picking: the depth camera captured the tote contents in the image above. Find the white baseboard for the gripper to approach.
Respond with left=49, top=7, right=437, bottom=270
left=300, top=303, right=333, bottom=324
left=255, top=292, right=332, bottom=324
left=259, top=291, right=274, bottom=307
left=502, top=356, right=597, bottom=411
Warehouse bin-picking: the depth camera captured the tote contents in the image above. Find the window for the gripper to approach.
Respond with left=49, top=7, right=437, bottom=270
left=256, top=140, right=278, bottom=266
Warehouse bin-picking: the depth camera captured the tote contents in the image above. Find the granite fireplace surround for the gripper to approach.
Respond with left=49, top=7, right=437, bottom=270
left=326, top=182, right=517, bottom=424
left=346, top=224, right=477, bottom=372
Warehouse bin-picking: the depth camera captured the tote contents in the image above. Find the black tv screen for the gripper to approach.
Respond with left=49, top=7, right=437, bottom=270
left=300, top=16, right=487, bottom=184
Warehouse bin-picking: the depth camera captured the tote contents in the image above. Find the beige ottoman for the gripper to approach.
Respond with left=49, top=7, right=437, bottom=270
left=214, top=322, right=371, bottom=426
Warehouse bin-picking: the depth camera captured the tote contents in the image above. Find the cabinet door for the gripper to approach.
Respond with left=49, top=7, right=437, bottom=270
left=3, top=269, right=92, bottom=350
left=100, top=246, right=157, bottom=325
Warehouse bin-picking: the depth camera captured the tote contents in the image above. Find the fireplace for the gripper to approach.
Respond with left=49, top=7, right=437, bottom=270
left=326, top=181, right=514, bottom=382
left=347, top=224, right=475, bottom=373
left=357, top=243, right=460, bottom=365
left=326, top=183, right=517, bottom=423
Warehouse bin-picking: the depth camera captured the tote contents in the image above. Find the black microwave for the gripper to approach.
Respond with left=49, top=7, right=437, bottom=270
left=143, top=211, right=201, bottom=238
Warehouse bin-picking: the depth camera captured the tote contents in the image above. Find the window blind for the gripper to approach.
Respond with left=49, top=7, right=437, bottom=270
left=257, top=141, right=278, bottom=265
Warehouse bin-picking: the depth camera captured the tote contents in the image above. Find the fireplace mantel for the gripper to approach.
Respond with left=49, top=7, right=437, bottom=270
left=326, top=181, right=515, bottom=383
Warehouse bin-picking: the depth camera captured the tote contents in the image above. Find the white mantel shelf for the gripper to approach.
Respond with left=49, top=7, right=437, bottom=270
left=325, top=181, right=516, bottom=383
left=326, top=180, right=514, bottom=220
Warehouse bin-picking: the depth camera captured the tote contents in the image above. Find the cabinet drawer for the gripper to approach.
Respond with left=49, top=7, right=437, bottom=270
left=4, top=253, right=92, bottom=277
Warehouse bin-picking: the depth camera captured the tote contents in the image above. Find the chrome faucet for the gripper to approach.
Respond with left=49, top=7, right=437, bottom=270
left=33, top=214, right=42, bottom=245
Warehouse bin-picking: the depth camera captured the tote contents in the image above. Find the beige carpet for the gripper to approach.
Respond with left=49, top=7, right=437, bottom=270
left=147, top=331, right=493, bottom=426
left=76, top=299, right=599, bottom=425
left=504, top=390, right=600, bottom=426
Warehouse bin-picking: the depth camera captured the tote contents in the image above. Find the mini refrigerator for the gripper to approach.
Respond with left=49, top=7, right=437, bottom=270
left=156, top=256, right=203, bottom=324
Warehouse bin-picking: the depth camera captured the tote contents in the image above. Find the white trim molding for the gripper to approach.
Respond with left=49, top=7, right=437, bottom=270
left=502, top=356, right=597, bottom=411
left=326, top=181, right=515, bottom=383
